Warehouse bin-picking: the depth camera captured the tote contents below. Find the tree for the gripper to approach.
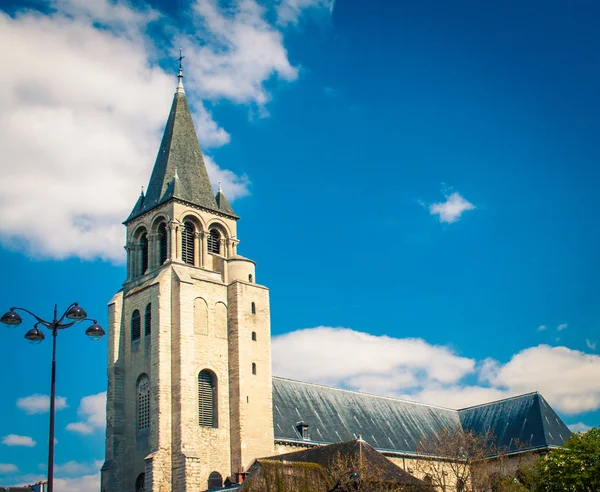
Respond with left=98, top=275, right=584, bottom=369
left=533, top=427, right=600, bottom=492
left=414, top=428, right=503, bottom=492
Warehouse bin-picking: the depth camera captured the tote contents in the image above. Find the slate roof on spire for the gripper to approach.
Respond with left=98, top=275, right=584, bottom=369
left=215, top=187, right=236, bottom=215
left=126, top=75, right=237, bottom=222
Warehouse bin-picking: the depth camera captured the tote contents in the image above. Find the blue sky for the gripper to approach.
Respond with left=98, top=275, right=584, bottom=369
left=1, top=0, right=599, bottom=488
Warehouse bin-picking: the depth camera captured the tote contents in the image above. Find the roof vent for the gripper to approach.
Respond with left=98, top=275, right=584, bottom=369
left=296, top=421, right=309, bottom=440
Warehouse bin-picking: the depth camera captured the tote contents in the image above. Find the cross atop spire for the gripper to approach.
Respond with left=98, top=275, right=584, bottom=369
left=176, top=48, right=185, bottom=94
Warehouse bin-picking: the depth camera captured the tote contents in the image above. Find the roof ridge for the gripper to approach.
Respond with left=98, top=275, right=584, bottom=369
left=458, top=391, right=539, bottom=411
left=272, top=376, right=457, bottom=412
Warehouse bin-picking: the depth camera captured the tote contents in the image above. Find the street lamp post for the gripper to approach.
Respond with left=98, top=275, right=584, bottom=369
left=1, top=303, right=105, bottom=492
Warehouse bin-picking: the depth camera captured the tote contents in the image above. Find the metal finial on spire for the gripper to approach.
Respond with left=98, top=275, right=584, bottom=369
left=176, top=48, right=185, bottom=94
left=218, top=181, right=222, bottom=193
left=141, top=185, right=144, bottom=195
left=174, top=167, right=179, bottom=179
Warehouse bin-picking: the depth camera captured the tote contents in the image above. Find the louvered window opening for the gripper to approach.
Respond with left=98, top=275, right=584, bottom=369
left=182, top=222, right=195, bottom=265
left=135, top=473, right=145, bottom=492
left=137, top=375, right=150, bottom=431
left=131, top=310, right=141, bottom=341
left=198, top=371, right=216, bottom=427
left=208, top=229, right=220, bottom=254
left=145, top=304, right=151, bottom=336
left=140, top=233, right=149, bottom=274
left=158, top=223, right=168, bottom=265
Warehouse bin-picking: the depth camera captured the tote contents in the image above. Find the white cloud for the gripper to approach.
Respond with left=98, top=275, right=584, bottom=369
left=184, top=0, right=298, bottom=106
left=586, top=339, right=597, bottom=351
left=558, top=323, right=568, bottom=331
left=55, top=460, right=102, bottom=476
left=568, top=422, right=591, bottom=433
left=429, top=191, right=475, bottom=223
left=0, top=463, right=18, bottom=473
left=0, top=0, right=336, bottom=262
left=481, top=345, right=600, bottom=414
left=2, top=434, right=36, bottom=447
left=276, top=0, right=335, bottom=25
left=17, top=394, right=67, bottom=415
left=273, top=327, right=600, bottom=414
left=272, top=327, right=475, bottom=395
left=537, top=324, right=547, bottom=331
left=54, top=473, right=100, bottom=492
left=66, top=392, right=106, bottom=435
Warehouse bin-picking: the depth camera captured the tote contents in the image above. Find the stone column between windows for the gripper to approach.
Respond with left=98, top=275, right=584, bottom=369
left=125, top=244, right=133, bottom=280
left=231, top=239, right=239, bottom=256
left=200, top=231, right=207, bottom=267
left=169, top=222, right=178, bottom=261
left=148, top=233, right=157, bottom=270
left=193, top=231, right=201, bottom=267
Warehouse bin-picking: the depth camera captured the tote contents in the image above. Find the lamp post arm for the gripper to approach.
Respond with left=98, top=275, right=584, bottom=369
left=56, top=302, right=79, bottom=325
left=9, top=306, right=50, bottom=326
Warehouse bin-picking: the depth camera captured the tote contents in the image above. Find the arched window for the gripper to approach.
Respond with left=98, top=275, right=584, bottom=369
left=248, top=274, right=253, bottom=283
left=135, top=473, right=145, bottom=492
left=140, top=233, right=148, bottom=275
left=145, top=303, right=151, bottom=336
left=251, top=331, right=257, bottom=341
left=251, top=302, right=256, bottom=314
left=208, top=229, right=220, bottom=254
left=252, top=363, right=257, bottom=375
left=198, top=370, right=217, bottom=428
left=158, top=223, right=168, bottom=265
left=423, top=475, right=433, bottom=486
left=136, top=374, right=150, bottom=431
left=182, top=221, right=195, bottom=265
left=208, top=472, right=223, bottom=489
left=131, top=310, right=141, bottom=341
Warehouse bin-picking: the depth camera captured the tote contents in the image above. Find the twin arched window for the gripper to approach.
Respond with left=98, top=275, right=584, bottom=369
left=131, top=310, right=141, bottom=341
left=137, top=374, right=150, bottom=431
left=198, top=370, right=217, bottom=428
left=144, top=304, right=151, bottom=336
left=182, top=221, right=195, bottom=265
left=208, top=229, right=221, bottom=254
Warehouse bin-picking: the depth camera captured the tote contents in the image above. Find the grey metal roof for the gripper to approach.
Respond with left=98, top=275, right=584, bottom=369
left=215, top=189, right=236, bottom=215
left=126, top=91, right=235, bottom=222
left=459, top=392, right=571, bottom=452
left=272, top=377, right=461, bottom=455
left=272, top=377, right=571, bottom=457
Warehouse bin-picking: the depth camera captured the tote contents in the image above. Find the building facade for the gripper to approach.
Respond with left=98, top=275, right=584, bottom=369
left=102, top=70, right=571, bottom=492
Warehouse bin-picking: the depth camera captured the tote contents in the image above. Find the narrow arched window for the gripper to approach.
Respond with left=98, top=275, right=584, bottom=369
left=208, top=472, right=223, bottom=490
left=145, top=303, right=151, bottom=336
left=252, top=331, right=257, bottom=341
left=251, top=302, right=256, bottom=314
left=208, top=229, right=220, bottom=254
left=131, top=310, right=141, bottom=341
left=158, top=223, right=168, bottom=265
left=252, top=363, right=257, bottom=375
left=182, top=221, right=195, bottom=265
left=198, top=370, right=217, bottom=428
left=135, top=473, right=145, bottom=492
left=140, top=233, right=148, bottom=275
left=248, top=274, right=253, bottom=283
left=136, top=374, right=150, bottom=431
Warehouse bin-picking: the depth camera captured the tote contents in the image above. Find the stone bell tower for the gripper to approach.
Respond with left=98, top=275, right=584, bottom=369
left=101, top=64, right=274, bottom=492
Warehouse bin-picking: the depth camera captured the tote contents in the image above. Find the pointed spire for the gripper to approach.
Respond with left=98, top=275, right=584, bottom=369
left=126, top=53, right=239, bottom=222
left=215, top=185, right=236, bottom=216
left=176, top=48, right=185, bottom=94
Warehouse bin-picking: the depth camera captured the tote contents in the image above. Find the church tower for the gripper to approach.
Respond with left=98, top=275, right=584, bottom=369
left=101, top=65, right=274, bottom=492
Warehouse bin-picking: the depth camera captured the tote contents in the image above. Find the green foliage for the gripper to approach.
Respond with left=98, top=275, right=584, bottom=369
left=533, top=427, right=600, bottom=492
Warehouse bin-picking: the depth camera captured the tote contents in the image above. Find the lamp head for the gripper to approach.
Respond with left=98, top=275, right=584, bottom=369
left=85, top=323, right=105, bottom=341
left=1, top=309, right=22, bottom=326
left=25, top=325, right=45, bottom=345
left=66, top=304, right=87, bottom=320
